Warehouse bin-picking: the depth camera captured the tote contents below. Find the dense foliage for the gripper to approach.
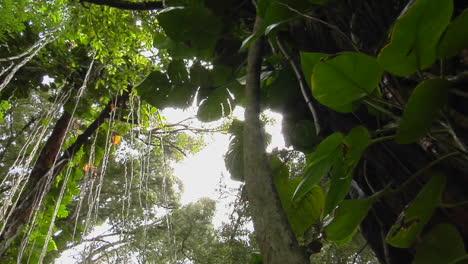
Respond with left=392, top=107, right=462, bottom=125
left=0, top=0, right=467, bottom=263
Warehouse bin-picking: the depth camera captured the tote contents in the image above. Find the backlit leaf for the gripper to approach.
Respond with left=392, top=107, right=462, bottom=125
left=438, top=9, right=468, bottom=59
left=387, top=174, right=447, bottom=248
left=293, top=133, right=343, bottom=202
left=396, top=78, right=449, bottom=144
left=378, top=0, right=453, bottom=76
left=325, top=198, right=374, bottom=243
left=312, top=52, right=382, bottom=112
left=300, top=52, right=327, bottom=86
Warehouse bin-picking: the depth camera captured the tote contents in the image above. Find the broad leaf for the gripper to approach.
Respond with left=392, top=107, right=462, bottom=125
left=324, top=161, right=352, bottom=216
left=386, top=174, right=446, bottom=248
left=325, top=198, right=374, bottom=243
left=135, top=71, right=171, bottom=108
left=438, top=9, right=468, bottom=59
left=343, top=126, right=371, bottom=168
left=378, top=0, right=453, bottom=76
left=158, top=7, right=222, bottom=51
left=412, top=224, right=467, bottom=264
left=300, top=52, right=327, bottom=86
left=167, top=59, right=189, bottom=84
left=293, top=133, right=343, bottom=202
left=324, top=126, right=371, bottom=215
left=396, top=78, right=449, bottom=144
left=312, top=52, right=382, bottom=112
left=274, top=158, right=325, bottom=235
left=197, top=87, right=232, bottom=122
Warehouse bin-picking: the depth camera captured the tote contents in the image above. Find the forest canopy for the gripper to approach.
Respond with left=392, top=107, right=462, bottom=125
left=0, top=0, right=468, bottom=263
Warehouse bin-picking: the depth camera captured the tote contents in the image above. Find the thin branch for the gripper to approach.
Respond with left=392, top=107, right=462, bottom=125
left=275, top=37, right=321, bottom=135
left=155, top=137, right=187, bottom=157
left=80, top=0, right=164, bottom=10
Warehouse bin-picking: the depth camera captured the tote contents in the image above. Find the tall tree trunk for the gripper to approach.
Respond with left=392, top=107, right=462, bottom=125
left=243, top=15, right=309, bottom=264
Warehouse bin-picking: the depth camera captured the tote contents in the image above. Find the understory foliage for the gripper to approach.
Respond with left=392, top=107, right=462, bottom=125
left=0, top=0, right=468, bottom=263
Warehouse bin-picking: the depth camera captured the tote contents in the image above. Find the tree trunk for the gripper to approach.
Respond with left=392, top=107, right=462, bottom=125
left=243, top=15, right=310, bottom=264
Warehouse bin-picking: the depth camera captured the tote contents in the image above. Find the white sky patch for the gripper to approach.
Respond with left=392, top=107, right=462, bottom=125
left=164, top=107, right=285, bottom=228
left=42, top=75, right=55, bottom=86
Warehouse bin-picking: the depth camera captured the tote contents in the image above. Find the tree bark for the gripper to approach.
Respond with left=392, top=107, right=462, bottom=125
left=243, top=15, right=309, bottom=264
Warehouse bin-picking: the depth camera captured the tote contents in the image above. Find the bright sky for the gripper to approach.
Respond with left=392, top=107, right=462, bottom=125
left=164, top=107, right=285, bottom=227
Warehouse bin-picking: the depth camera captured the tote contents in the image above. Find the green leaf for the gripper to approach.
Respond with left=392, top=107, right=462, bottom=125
left=47, top=238, right=58, bottom=252
left=324, top=161, right=351, bottom=216
left=136, top=70, right=195, bottom=109
left=386, top=174, right=447, bottom=248
left=438, top=9, right=468, bottom=59
left=343, top=126, right=371, bottom=168
left=377, top=0, right=453, bottom=76
left=250, top=252, right=263, bottom=264
left=396, top=78, right=449, bottom=144
left=412, top=224, right=467, bottom=264
left=197, top=87, right=232, bottom=122
left=324, top=126, right=371, bottom=216
left=312, top=52, right=382, bottom=112
left=325, top=198, right=374, bottom=243
left=293, top=133, right=343, bottom=202
left=167, top=59, right=189, bottom=84
left=136, top=71, right=171, bottom=108
left=274, top=158, right=325, bottom=235
left=158, top=7, right=222, bottom=51
left=300, top=52, right=328, bottom=86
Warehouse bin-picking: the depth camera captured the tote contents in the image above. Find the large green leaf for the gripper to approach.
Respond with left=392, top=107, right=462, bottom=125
left=343, top=126, right=371, bottom=168
left=158, top=7, right=222, bottom=51
left=273, top=158, right=325, bottom=235
left=197, top=87, right=232, bottom=122
left=136, top=69, right=196, bottom=109
left=438, top=9, right=468, bottom=59
left=167, top=59, right=189, bottom=85
left=377, top=0, right=453, bottom=76
left=300, top=52, right=328, bottom=86
left=136, top=71, right=171, bottom=108
left=324, top=161, right=352, bottom=217
left=224, top=120, right=245, bottom=181
left=293, top=133, right=343, bottom=202
left=324, top=126, right=371, bottom=216
left=386, top=174, right=446, bottom=248
left=412, top=224, right=467, bottom=264
left=311, top=52, right=382, bottom=112
left=396, top=78, right=449, bottom=144
left=325, top=198, right=374, bottom=243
